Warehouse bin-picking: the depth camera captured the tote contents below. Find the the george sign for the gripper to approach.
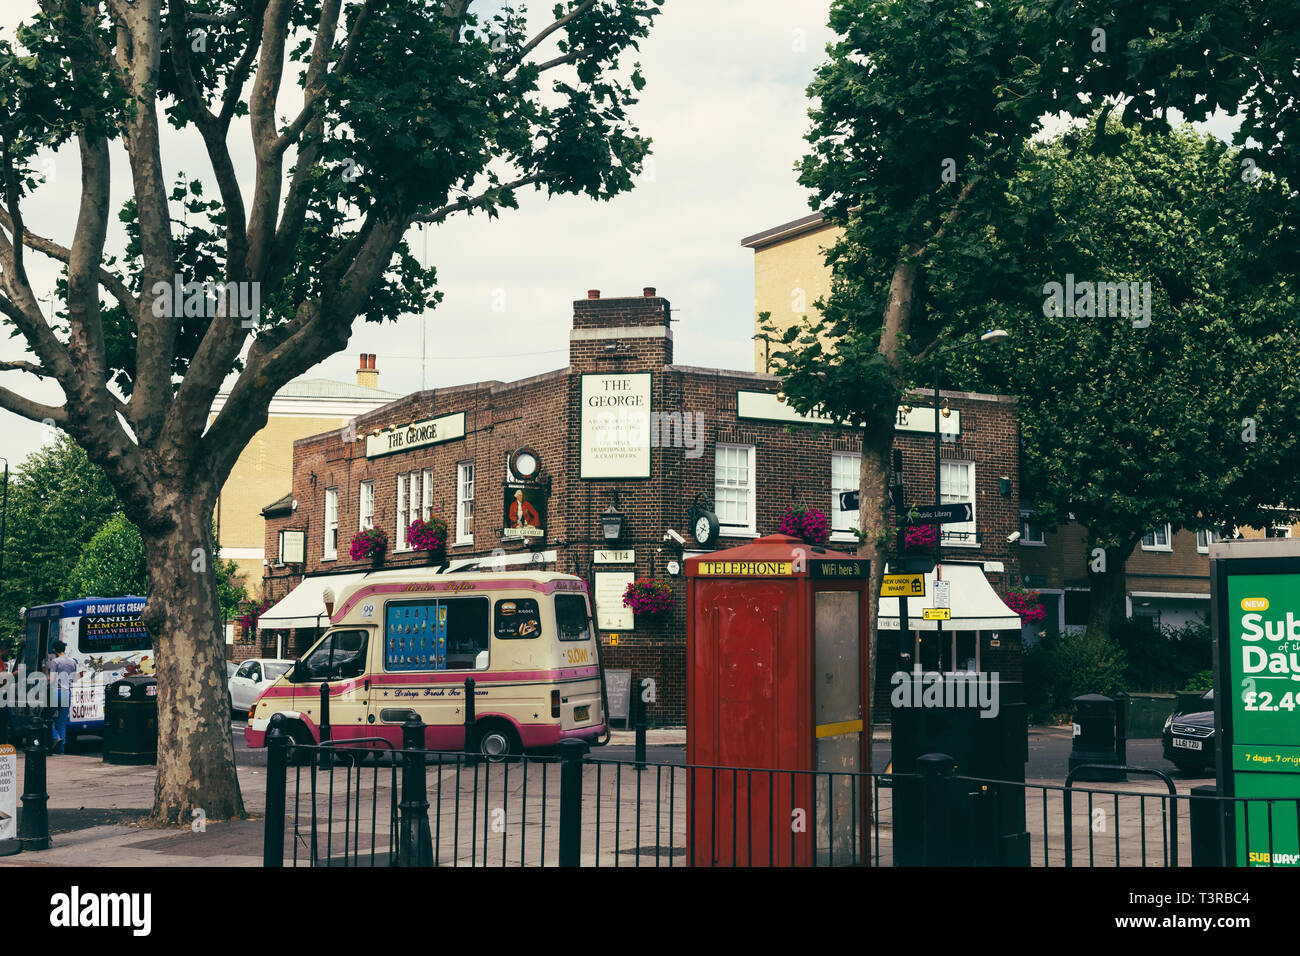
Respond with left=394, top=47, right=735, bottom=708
left=279, top=529, right=306, bottom=564
left=881, top=574, right=926, bottom=598
left=594, top=549, right=635, bottom=565
left=934, top=580, right=951, bottom=609
left=696, top=560, right=793, bottom=577
left=594, top=571, right=635, bottom=631
left=502, top=483, right=547, bottom=540
left=0, top=744, right=15, bottom=844
left=903, top=503, right=973, bottom=526
left=580, top=373, right=653, bottom=479
left=922, top=608, right=951, bottom=621
left=365, top=411, right=466, bottom=458
left=605, top=669, right=633, bottom=725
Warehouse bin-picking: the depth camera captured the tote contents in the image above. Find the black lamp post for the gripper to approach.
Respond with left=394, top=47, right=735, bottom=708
left=930, top=329, right=1008, bottom=669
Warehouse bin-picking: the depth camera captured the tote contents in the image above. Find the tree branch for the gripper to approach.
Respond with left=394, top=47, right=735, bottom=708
left=0, top=384, right=67, bottom=425
left=413, top=172, right=546, bottom=224
left=509, top=0, right=598, bottom=70
left=0, top=359, right=49, bottom=376
left=0, top=209, right=138, bottom=316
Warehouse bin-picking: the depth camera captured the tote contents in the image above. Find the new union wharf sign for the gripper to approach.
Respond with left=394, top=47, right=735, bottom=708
left=366, top=412, right=466, bottom=458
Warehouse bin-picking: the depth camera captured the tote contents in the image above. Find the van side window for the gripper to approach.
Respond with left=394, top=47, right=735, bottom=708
left=555, top=595, right=592, bottom=642
left=494, top=599, right=541, bottom=640
left=299, top=629, right=368, bottom=681
left=385, top=598, right=489, bottom=671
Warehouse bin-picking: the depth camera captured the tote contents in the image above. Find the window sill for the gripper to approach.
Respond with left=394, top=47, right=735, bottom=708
left=719, top=528, right=759, bottom=539
left=1140, top=545, right=1173, bottom=553
left=454, top=539, right=475, bottom=548
left=1019, top=540, right=1047, bottom=548
left=322, top=556, right=337, bottom=563
left=941, top=539, right=981, bottom=549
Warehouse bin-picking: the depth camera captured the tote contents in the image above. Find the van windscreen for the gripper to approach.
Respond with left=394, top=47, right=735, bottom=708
left=555, top=595, right=591, bottom=642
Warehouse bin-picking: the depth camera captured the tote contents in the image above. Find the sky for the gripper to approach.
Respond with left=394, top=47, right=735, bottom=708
left=0, top=0, right=840, bottom=469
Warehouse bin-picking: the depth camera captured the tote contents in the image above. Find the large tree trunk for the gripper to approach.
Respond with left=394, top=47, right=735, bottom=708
left=139, top=496, right=244, bottom=825
left=1085, top=537, right=1136, bottom=638
left=858, top=422, right=895, bottom=743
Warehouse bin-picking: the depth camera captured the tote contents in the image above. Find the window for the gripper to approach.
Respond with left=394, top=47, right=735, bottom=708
left=1141, top=525, right=1172, bottom=551
left=358, top=481, right=374, bottom=530
left=1268, top=525, right=1293, bottom=539
left=296, top=629, right=368, bottom=682
left=422, top=469, right=434, bottom=521
left=324, top=489, right=339, bottom=560
left=457, top=462, right=475, bottom=544
left=1020, top=511, right=1045, bottom=546
left=409, top=472, right=420, bottom=537
left=830, top=452, right=860, bottom=539
left=940, top=460, right=976, bottom=545
left=494, top=598, right=540, bottom=640
left=556, top=594, right=593, bottom=642
left=396, top=475, right=407, bottom=550
left=715, top=444, right=756, bottom=534
left=385, top=598, right=489, bottom=671
left=1196, top=529, right=1216, bottom=553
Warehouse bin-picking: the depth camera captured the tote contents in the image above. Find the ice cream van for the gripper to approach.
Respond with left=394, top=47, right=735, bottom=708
left=244, top=570, right=607, bottom=757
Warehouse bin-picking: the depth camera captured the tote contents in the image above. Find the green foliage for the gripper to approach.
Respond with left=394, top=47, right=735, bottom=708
left=1114, top=618, right=1213, bottom=693
left=65, top=512, right=146, bottom=599
left=0, top=437, right=121, bottom=645
left=1184, top=670, right=1215, bottom=693
left=1024, top=629, right=1129, bottom=722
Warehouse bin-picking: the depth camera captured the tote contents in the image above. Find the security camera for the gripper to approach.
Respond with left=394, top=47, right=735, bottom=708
left=1007, top=531, right=1021, bottom=543
left=664, top=529, right=686, bottom=547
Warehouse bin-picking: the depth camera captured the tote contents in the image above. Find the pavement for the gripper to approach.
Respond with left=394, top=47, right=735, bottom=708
left=0, top=723, right=1202, bottom=867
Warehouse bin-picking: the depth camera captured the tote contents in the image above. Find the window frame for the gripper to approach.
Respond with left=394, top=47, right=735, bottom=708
left=456, top=461, right=475, bottom=545
left=1019, top=510, right=1046, bottom=547
left=396, top=475, right=408, bottom=550
left=940, top=460, right=977, bottom=547
left=714, top=443, right=757, bottom=536
left=1141, top=524, right=1173, bottom=552
left=323, top=488, right=339, bottom=561
left=830, top=451, right=861, bottom=542
left=358, top=481, right=374, bottom=531
left=421, top=469, right=434, bottom=522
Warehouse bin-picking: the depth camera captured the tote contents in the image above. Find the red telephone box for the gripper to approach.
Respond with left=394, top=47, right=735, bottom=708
left=685, top=534, right=871, bottom=866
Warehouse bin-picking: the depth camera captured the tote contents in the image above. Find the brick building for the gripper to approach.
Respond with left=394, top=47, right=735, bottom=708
left=257, top=288, right=1027, bottom=724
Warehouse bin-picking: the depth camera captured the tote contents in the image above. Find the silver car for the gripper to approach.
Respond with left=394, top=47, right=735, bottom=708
left=229, top=659, right=292, bottom=719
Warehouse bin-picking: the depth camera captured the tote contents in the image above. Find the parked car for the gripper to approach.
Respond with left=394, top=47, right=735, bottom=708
left=229, top=659, right=293, bottom=719
left=1163, top=688, right=1215, bottom=775
left=227, top=661, right=237, bottom=681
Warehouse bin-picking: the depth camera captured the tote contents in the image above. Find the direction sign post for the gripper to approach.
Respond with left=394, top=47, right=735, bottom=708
left=903, top=503, right=973, bottom=526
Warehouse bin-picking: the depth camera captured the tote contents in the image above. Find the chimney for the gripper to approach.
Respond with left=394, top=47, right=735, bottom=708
left=570, top=287, right=672, bottom=371
left=356, top=353, right=379, bottom=389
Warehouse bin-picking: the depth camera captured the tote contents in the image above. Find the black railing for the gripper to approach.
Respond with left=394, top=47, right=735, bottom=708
left=262, top=728, right=1300, bottom=867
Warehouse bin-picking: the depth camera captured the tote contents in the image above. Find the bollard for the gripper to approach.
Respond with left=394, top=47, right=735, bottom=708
left=318, top=682, right=331, bottom=770
left=633, top=676, right=647, bottom=772
left=917, top=752, right=955, bottom=867
left=462, top=677, right=479, bottom=758
left=17, top=714, right=50, bottom=851
left=1114, top=694, right=1128, bottom=767
left=263, top=726, right=290, bottom=867
left=397, top=717, right=433, bottom=866
left=558, top=738, right=589, bottom=867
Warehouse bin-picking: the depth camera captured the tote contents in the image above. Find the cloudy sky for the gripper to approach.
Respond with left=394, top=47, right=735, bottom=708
left=0, top=1, right=840, bottom=468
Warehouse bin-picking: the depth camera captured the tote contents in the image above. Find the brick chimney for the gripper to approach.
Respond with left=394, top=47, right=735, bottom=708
left=570, top=287, right=672, bottom=371
left=356, top=353, right=378, bottom=389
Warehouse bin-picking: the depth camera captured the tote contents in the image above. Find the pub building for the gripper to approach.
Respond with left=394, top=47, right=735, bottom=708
left=258, top=287, right=1027, bottom=724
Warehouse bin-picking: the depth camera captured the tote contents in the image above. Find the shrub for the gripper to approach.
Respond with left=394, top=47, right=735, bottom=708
left=1183, top=669, right=1214, bottom=693
left=1115, top=617, right=1211, bottom=692
left=1024, top=628, right=1128, bottom=723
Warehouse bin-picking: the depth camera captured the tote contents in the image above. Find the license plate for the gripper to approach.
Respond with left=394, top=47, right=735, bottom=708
left=574, top=705, right=590, bottom=723
left=1173, top=738, right=1203, bottom=751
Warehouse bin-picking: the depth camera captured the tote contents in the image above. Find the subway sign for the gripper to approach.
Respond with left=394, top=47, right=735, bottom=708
left=1214, top=544, right=1300, bottom=867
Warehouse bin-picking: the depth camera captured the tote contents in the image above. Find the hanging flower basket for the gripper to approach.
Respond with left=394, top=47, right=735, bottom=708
left=408, top=514, right=449, bottom=564
left=903, top=524, right=937, bottom=551
left=778, top=506, right=831, bottom=546
left=350, top=527, right=389, bottom=564
left=622, top=577, right=676, bottom=616
left=1004, top=585, right=1047, bottom=624
left=235, top=597, right=275, bottom=643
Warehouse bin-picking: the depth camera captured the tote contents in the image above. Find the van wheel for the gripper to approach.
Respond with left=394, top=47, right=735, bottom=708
left=478, top=722, right=520, bottom=760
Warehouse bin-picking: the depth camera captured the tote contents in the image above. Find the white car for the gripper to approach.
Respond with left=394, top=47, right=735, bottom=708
left=229, top=659, right=293, bottom=719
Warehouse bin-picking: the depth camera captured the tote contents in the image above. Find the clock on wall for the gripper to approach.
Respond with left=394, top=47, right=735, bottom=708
left=692, top=510, right=719, bottom=547
left=509, top=446, right=541, bottom=481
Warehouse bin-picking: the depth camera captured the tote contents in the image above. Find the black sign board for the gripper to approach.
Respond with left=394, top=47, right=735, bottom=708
left=903, top=503, right=972, bottom=525
left=810, top=559, right=869, bottom=580
left=838, top=490, right=860, bottom=511
left=890, top=556, right=936, bottom=574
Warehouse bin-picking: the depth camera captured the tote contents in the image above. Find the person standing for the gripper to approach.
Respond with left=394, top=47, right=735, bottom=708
left=48, top=641, right=76, bottom=755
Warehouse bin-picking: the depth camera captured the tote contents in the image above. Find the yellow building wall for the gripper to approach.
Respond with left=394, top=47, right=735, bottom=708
left=213, top=414, right=347, bottom=599
left=752, top=223, right=842, bottom=373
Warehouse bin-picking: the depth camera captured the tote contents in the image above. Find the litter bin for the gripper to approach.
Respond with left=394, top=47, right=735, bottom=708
left=1068, top=693, right=1124, bottom=782
left=103, top=676, right=158, bottom=765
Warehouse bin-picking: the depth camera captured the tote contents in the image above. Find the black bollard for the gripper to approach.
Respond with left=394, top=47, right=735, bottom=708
left=318, top=682, right=331, bottom=769
left=17, top=713, right=50, bottom=851
left=917, top=752, right=955, bottom=867
left=633, top=676, right=647, bottom=772
left=462, top=677, right=478, bottom=758
left=398, top=717, right=433, bottom=866
left=558, top=738, right=589, bottom=867
left=263, top=726, right=290, bottom=867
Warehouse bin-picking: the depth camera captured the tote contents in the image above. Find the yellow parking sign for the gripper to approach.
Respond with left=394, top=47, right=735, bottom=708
left=881, top=574, right=926, bottom=598
left=922, top=608, right=951, bottom=621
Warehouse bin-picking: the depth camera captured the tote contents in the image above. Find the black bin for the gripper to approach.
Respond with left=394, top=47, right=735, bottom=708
left=103, top=676, right=158, bottom=765
left=1068, top=693, right=1124, bottom=782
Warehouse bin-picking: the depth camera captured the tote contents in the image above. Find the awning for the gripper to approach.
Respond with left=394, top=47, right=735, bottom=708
left=877, top=562, right=1022, bottom=632
left=259, top=572, right=369, bottom=629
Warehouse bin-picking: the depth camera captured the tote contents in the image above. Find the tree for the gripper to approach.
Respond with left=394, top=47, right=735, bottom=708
left=942, top=118, right=1299, bottom=634
left=0, top=437, right=121, bottom=646
left=0, top=0, right=662, bottom=823
left=66, top=512, right=248, bottom=620
left=770, top=0, right=1299, bottom=716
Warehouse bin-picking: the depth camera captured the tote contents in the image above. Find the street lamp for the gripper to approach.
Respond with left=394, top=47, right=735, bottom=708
left=929, top=329, right=1009, bottom=670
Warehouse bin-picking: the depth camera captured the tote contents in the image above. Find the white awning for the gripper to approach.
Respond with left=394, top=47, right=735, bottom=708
left=259, top=572, right=369, bottom=630
left=877, top=562, right=1022, bottom=632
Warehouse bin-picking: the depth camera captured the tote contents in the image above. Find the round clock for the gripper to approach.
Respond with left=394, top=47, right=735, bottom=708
left=510, top=446, right=541, bottom=480
left=693, top=511, right=720, bottom=546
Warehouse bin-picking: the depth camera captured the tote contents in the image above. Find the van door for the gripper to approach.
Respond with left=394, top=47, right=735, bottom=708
left=292, top=628, right=371, bottom=743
